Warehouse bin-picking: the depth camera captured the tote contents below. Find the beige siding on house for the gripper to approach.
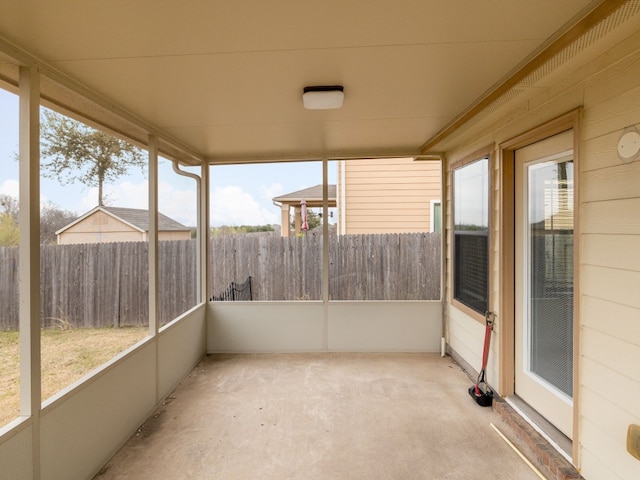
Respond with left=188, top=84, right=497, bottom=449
left=158, top=231, right=191, bottom=241
left=58, top=231, right=143, bottom=244
left=580, top=43, right=640, bottom=480
left=338, top=157, right=440, bottom=234
left=58, top=210, right=191, bottom=244
left=441, top=21, right=640, bottom=480
left=58, top=211, right=143, bottom=244
left=447, top=304, right=500, bottom=388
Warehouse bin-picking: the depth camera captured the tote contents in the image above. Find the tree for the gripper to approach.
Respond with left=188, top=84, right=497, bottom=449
left=290, top=209, right=322, bottom=232
left=0, top=213, right=19, bottom=246
left=0, top=194, right=78, bottom=245
left=211, top=224, right=276, bottom=236
left=0, top=193, right=19, bottom=223
left=0, top=194, right=20, bottom=246
left=40, top=202, right=78, bottom=245
left=306, top=210, right=322, bottom=230
left=40, top=109, right=146, bottom=206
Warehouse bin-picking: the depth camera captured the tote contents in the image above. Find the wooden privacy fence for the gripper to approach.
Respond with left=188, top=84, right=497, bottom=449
left=0, top=232, right=440, bottom=331
left=0, top=241, right=198, bottom=331
left=211, top=232, right=441, bottom=301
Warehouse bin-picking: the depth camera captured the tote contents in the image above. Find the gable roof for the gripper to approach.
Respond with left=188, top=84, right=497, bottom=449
left=273, top=185, right=337, bottom=205
left=102, top=206, right=189, bottom=232
left=56, top=206, right=190, bottom=235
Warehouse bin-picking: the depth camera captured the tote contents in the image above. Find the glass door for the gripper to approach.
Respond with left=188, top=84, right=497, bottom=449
left=515, top=130, right=574, bottom=439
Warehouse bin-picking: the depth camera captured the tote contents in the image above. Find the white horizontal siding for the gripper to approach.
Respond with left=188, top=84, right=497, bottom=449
left=582, top=295, right=640, bottom=343
left=447, top=306, right=499, bottom=389
left=580, top=417, right=627, bottom=480
left=578, top=49, right=640, bottom=479
left=582, top=198, right=640, bottom=235
left=582, top=161, right=640, bottom=203
left=581, top=264, right=640, bottom=309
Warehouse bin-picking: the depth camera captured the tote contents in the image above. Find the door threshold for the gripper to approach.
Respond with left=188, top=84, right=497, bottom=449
left=506, top=395, right=573, bottom=463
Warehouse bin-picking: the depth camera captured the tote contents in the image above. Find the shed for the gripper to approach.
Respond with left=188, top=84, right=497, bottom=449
left=56, top=206, right=192, bottom=244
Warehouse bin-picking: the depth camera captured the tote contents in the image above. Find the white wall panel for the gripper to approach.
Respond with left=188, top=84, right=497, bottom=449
left=40, top=342, right=157, bottom=480
left=159, top=306, right=207, bottom=397
left=208, top=302, right=325, bottom=352
left=207, top=301, right=442, bottom=353
left=327, top=301, right=441, bottom=352
left=0, top=424, right=32, bottom=480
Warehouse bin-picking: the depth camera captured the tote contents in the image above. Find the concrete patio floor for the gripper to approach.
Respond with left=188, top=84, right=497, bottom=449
left=94, top=353, right=542, bottom=480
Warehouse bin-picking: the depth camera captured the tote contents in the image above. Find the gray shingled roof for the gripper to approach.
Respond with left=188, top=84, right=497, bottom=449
left=101, top=206, right=189, bottom=231
left=272, top=184, right=336, bottom=202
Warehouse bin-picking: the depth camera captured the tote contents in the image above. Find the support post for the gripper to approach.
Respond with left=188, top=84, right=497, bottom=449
left=19, top=64, right=41, bottom=479
left=322, top=157, right=329, bottom=349
left=280, top=204, right=290, bottom=237
left=293, top=206, right=301, bottom=235
left=148, top=135, right=159, bottom=403
left=200, top=164, right=209, bottom=304
left=148, top=134, right=159, bottom=337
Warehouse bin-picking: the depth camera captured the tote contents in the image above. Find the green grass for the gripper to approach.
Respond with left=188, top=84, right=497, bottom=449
left=0, top=327, right=148, bottom=427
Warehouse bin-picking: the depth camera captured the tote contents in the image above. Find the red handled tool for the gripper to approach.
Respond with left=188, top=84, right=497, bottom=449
left=468, top=311, right=495, bottom=407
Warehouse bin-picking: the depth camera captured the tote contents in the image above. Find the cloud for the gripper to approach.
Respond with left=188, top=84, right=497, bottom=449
left=211, top=185, right=279, bottom=226
left=79, top=180, right=199, bottom=227
left=80, top=181, right=149, bottom=212
left=5, top=174, right=280, bottom=228
left=0, top=179, right=19, bottom=198
left=158, top=181, right=197, bottom=226
left=260, top=182, right=284, bottom=202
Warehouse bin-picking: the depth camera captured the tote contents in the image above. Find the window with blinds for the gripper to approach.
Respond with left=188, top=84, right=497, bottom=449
left=453, top=156, right=489, bottom=315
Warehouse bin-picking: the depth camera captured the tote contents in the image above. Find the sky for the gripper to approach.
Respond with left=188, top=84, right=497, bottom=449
left=0, top=88, right=335, bottom=227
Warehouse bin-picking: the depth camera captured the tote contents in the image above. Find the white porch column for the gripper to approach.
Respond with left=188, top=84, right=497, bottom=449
left=19, top=64, right=41, bottom=479
left=148, top=135, right=161, bottom=405
left=322, top=157, right=329, bottom=349
left=293, top=206, right=301, bottom=235
left=200, top=164, right=210, bottom=302
left=280, top=204, right=290, bottom=237
left=148, top=134, right=159, bottom=338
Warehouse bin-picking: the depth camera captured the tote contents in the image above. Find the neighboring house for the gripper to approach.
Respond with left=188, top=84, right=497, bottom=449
left=272, top=184, right=337, bottom=236
left=56, top=206, right=191, bottom=244
left=336, top=157, right=441, bottom=234
left=274, top=158, right=441, bottom=237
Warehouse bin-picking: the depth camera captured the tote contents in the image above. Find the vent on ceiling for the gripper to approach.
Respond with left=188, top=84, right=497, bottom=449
left=486, top=0, right=640, bottom=114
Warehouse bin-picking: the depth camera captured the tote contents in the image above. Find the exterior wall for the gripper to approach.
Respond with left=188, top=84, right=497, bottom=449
left=441, top=22, right=640, bottom=480
left=158, top=230, right=191, bottom=241
left=337, top=158, right=441, bottom=234
left=58, top=210, right=143, bottom=244
left=58, top=210, right=191, bottom=243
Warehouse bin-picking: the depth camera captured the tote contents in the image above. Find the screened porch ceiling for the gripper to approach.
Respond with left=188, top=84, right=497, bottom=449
left=0, top=0, right=620, bottom=166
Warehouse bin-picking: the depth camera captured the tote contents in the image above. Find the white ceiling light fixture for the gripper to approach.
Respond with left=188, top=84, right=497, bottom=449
left=303, top=85, right=344, bottom=110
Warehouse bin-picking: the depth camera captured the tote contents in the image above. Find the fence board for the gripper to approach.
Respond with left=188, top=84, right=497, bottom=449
left=0, top=233, right=440, bottom=330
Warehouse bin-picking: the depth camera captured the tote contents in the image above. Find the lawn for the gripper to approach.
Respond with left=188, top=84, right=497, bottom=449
left=0, top=327, right=148, bottom=427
